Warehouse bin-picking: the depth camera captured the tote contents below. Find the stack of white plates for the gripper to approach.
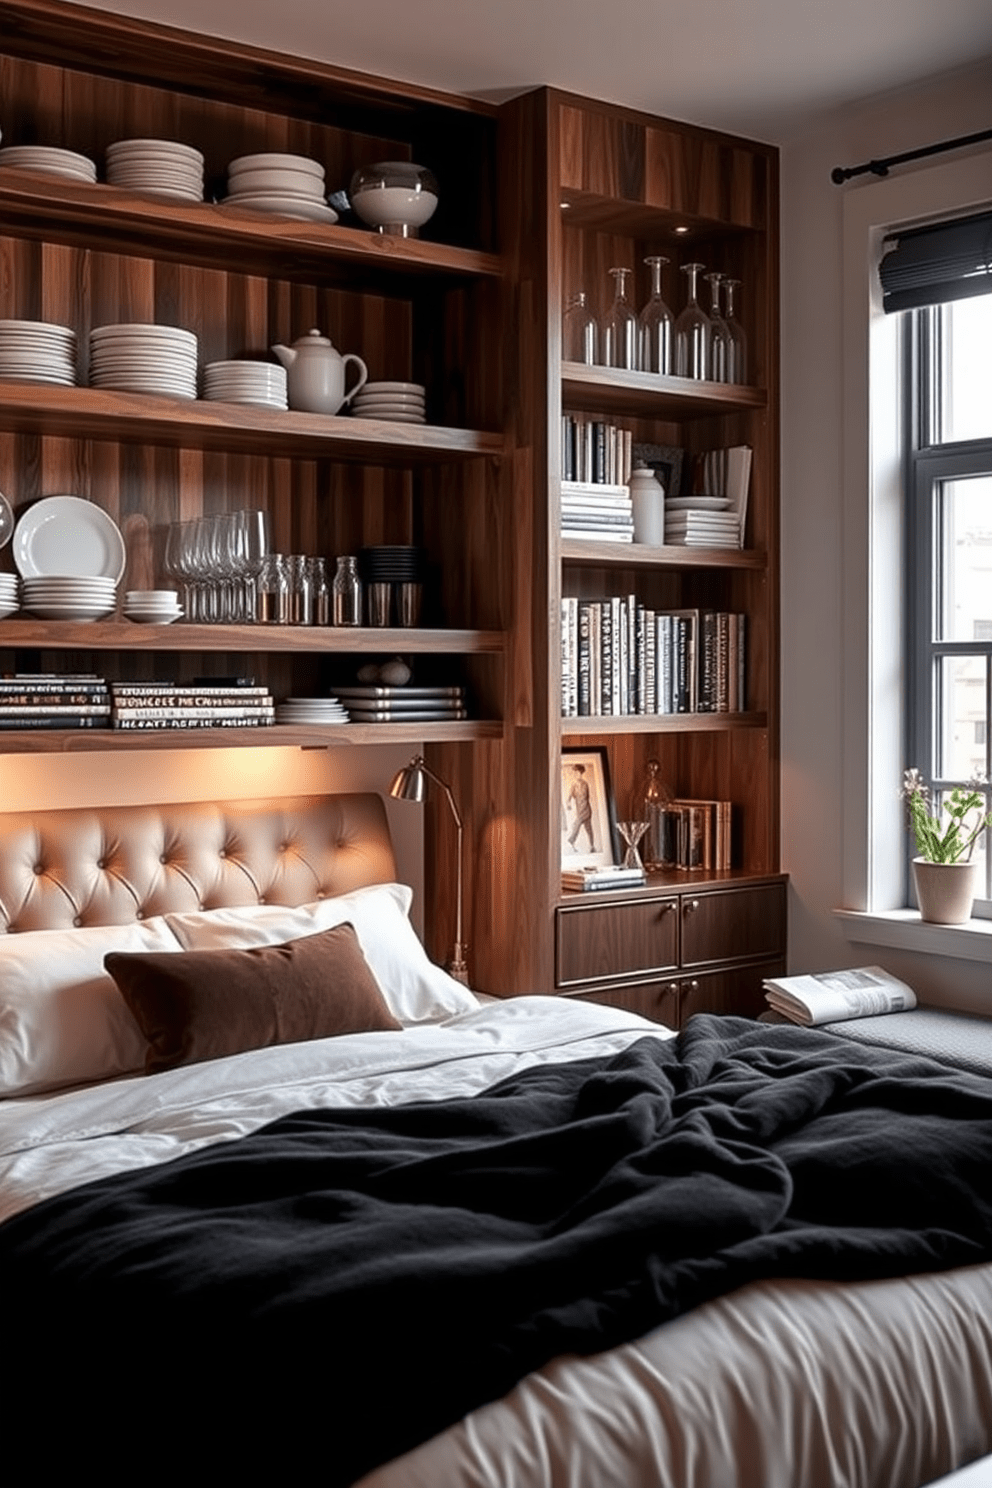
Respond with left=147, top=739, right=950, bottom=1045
left=0, top=573, right=19, bottom=619
left=275, top=696, right=350, bottom=725
left=123, top=589, right=182, bottom=624
left=0, top=145, right=97, bottom=183
left=351, top=381, right=426, bottom=424
left=105, top=139, right=204, bottom=201
left=0, top=320, right=77, bottom=386
left=203, top=360, right=288, bottom=410
left=220, top=153, right=338, bottom=224
left=89, top=324, right=198, bottom=399
left=21, top=575, right=117, bottom=621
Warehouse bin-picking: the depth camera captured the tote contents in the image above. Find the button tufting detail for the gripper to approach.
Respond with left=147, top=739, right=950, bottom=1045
left=34, top=864, right=44, bottom=876
left=73, top=916, right=82, bottom=927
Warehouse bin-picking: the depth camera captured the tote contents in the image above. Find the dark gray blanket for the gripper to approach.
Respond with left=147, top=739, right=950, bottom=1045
left=4, top=1015, right=992, bottom=1482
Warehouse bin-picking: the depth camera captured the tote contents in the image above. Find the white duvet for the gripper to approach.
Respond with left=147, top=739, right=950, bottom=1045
left=2, top=994, right=991, bottom=1488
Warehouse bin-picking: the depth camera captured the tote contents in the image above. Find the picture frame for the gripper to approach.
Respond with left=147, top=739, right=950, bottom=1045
left=560, top=745, right=620, bottom=870
left=632, top=442, right=685, bottom=499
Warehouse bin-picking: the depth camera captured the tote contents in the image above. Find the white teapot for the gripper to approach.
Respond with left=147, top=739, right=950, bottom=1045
left=271, top=329, right=368, bottom=416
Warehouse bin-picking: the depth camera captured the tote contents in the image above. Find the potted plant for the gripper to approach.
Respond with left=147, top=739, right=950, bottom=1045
left=901, top=769, right=991, bottom=924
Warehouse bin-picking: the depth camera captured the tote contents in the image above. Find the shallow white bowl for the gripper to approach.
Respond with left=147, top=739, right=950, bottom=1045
left=228, top=152, right=324, bottom=177
left=351, top=185, right=438, bottom=231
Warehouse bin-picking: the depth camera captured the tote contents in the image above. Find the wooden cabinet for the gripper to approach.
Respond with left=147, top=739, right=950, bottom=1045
left=0, top=0, right=509, bottom=757
left=0, top=7, right=782, bottom=999
left=559, top=877, right=786, bottom=1026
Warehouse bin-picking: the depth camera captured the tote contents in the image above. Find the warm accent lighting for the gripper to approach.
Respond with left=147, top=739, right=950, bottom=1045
left=388, top=755, right=469, bottom=985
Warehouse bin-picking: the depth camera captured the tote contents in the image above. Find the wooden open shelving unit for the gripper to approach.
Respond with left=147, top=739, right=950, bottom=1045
left=0, top=1, right=781, bottom=1001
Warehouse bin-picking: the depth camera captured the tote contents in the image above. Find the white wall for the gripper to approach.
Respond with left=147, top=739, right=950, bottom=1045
left=780, top=58, right=992, bottom=1007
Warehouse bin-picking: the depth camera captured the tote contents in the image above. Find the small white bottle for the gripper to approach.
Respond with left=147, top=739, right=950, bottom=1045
left=628, top=463, right=666, bottom=546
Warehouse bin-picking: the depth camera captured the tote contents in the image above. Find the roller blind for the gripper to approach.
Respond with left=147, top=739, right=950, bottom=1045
left=879, top=210, right=992, bottom=313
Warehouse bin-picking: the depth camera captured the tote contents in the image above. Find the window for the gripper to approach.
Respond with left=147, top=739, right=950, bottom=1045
left=904, top=284, right=992, bottom=915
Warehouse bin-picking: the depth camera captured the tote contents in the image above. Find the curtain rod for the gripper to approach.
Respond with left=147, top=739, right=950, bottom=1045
left=831, top=128, right=992, bottom=185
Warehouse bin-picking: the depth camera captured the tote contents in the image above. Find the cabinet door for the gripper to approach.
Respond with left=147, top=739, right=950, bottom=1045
left=680, top=883, right=786, bottom=969
left=679, top=959, right=785, bottom=1021
left=556, top=896, right=679, bottom=988
left=569, top=981, right=680, bottom=1028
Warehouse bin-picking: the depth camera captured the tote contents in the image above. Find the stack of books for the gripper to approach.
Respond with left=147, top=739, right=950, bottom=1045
left=561, top=481, right=634, bottom=543
left=561, top=600, right=746, bottom=717
left=646, top=798, right=734, bottom=872
left=0, top=673, right=111, bottom=730
left=561, top=415, right=633, bottom=487
left=561, top=864, right=646, bottom=893
left=109, top=681, right=276, bottom=731
left=665, top=445, right=751, bottom=549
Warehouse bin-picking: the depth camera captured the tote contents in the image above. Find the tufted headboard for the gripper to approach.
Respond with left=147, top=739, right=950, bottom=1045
left=0, top=794, right=397, bottom=935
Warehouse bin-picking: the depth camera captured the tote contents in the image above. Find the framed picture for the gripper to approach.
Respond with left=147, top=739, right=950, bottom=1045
left=632, top=442, right=684, bottom=499
left=561, top=746, right=620, bottom=870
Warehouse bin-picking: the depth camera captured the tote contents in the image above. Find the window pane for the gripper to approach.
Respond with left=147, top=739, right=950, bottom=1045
left=935, top=476, right=992, bottom=641
left=936, top=655, right=989, bottom=780
left=939, top=294, right=992, bottom=443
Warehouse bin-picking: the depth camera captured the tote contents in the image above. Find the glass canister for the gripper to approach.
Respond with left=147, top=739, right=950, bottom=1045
left=257, top=553, right=290, bottom=625
left=332, top=555, right=363, bottom=626
left=310, top=556, right=330, bottom=626
left=289, top=554, right=313, bottom=626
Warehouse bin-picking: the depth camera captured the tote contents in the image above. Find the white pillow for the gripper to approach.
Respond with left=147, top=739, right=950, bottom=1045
left=164, top=883, right=479, bottom=1026
left=0, top=917, right=183, bottom=1098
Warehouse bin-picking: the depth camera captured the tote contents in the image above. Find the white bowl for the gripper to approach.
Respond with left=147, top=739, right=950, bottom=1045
left=351, top=185, right=438, bottom=234
left=228, top=168, right=324, bottom=196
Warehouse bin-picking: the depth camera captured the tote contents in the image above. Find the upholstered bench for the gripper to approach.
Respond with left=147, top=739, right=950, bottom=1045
left=761, top=1007, right=992, bottom=1078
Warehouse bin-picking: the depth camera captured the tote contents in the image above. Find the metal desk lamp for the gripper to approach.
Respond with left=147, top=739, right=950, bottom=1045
left=388, top=754, right=469, bottom=985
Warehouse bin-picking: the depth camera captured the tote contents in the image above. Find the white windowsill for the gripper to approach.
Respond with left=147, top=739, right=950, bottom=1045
left=834, top=908, right=992, bottom=965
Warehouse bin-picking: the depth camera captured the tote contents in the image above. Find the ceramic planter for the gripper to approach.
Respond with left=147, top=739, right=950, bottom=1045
left=912, top=857, right=978, bottom=925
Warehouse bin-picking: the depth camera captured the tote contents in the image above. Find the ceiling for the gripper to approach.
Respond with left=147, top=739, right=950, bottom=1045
left=72, top=0, right=992, bottom=142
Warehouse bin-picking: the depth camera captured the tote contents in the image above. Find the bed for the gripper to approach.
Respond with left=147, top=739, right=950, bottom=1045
left=1, top=791, right=990, bottom=1487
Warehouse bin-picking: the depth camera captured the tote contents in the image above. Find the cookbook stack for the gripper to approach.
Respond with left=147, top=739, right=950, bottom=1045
left=109, top=681, right=276, bottom=731
left=0, top=673, right=111, bottom=730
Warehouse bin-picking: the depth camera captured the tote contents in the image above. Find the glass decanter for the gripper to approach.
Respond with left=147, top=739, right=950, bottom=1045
left=332, top=555, right=362, bottom=627
left=705, top=272, right=731, bottom=383
left=674, top=262, right=711, bottom=380
left=639, top=758, right=673, bottom=870
left=723, top=277, right=748, bottom=384
left=562, top=290, right=598, bottom=365
left=638, top=255, right=673, bottom=374
left=602, top=267, right=638, bottom=370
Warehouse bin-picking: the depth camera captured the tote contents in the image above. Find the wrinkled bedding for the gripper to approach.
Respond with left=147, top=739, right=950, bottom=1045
left=3, top=1005, right=992, bottom=1485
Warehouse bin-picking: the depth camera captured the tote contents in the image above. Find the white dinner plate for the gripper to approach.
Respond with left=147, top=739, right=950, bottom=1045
left=13, top=496, right=126, bottom=581
left=228, top=153, right=324, bottom=177
left=360, top=381, right=426, bottom=395
left=663, top=496, right=732, bottom=511
left=218, top=195, right=338, bottom=223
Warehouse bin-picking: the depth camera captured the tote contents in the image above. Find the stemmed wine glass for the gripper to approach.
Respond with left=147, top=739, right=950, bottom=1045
left=638, top=256, right=673, bottom=374
left=241, top=509, right=271, bottom=623
left=562, top=291, right=598, bottom=364
left=602, top=267, right=638, bottom=370
left=722, top=278, right=747, bottom=383
left=617, top=819, right=649, bottom=872
left=674, top=263, right=711, bottom=380
left=705, top=272, right=731, bottom=383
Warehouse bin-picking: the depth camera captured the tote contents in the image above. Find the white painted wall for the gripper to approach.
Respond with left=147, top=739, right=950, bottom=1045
left=780, top=58, right=992, bottom=1008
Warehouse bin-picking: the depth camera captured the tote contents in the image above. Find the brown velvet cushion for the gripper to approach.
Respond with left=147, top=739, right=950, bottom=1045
left=104, top=922, right=402, bottom=1074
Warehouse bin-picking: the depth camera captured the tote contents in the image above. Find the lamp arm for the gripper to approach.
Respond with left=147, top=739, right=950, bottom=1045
left=419, top=762, right=467, bottom=977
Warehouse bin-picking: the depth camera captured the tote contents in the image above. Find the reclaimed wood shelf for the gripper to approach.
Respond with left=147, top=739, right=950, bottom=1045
left=0, top=620, right=505, bottom=653
left=0, top=718, right=503, bottom=754
left=560, top=711, right=768, bottom=736
left=0, top=382, right=503, bottom=462
left=560, top=538, right=767, bottom=569
left=562, top=362, right=767, bottom=420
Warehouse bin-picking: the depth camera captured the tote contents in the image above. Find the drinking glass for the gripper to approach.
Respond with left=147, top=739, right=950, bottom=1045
left=638, top=256, right=673, bottom=374
left=723, top=277, right=748, bottom=383
left=241, top=508, right=271, bottom=623
left=617, top=820, right=649, bottom=872
left=674, top=263, right=711, bottom=380
left=562, top=291, right=598, bottom=364
left=705, top=272, right=731, bottom=383
left=602, top=267, right=638, bottom=370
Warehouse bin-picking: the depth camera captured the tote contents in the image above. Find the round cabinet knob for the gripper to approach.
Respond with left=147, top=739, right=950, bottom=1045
left=683, top=898, right=700, bottom=914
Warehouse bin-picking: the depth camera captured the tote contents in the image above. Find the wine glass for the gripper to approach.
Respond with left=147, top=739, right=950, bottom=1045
left=617, top=819, right=649, bottom=872
left=674, top=263, right=711, bottom=380
left=562, top=291, right=598, bottom=364
left=602, top=267, right=638, bottom=370
left=638, top=256, right=673, bottom=374
left=241, top=508, right=271, bottom=623
left=722, top=277, right=748, bottom=383
left=705, top=272, right=731, bottom=383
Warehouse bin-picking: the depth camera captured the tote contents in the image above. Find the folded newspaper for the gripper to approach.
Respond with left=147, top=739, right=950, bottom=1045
left=763, top=965, right=918, bottom=1026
